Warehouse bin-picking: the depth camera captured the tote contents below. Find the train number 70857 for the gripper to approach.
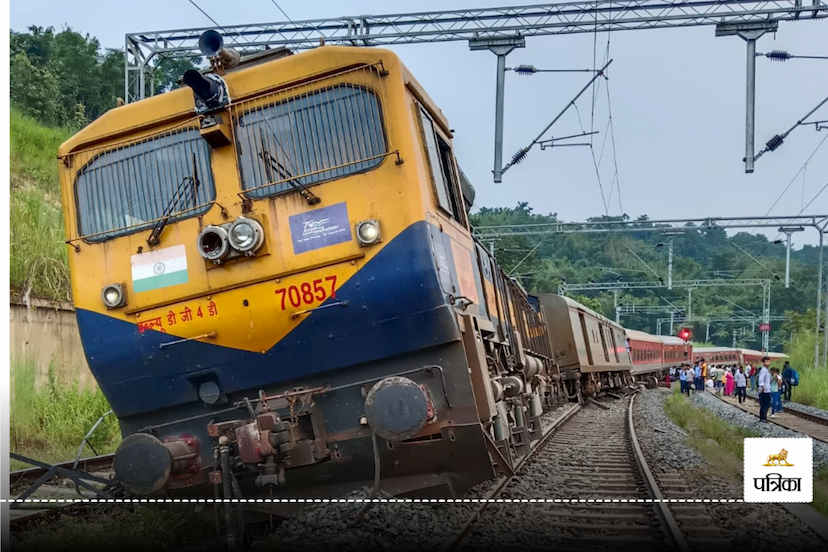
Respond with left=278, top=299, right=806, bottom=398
left=275, top=275, right=337, bottom=310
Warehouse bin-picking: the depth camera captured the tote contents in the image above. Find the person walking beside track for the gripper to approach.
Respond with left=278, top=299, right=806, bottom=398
left=782, top=361, right=795, bottom=401
left=770, top=367, right=783, bottom=417
left=716, top=365, right=726, bottom=395
left=725, top=366, right=734, bottom=396
left=757, top=357, right=772, bottom=423
left=694, top=362, right=703, bottom=393
left=735, top=366, right=747, bottom=404
left=683, top=365, right=693, bottom=396
left=748, top=363, right=757, bottom=392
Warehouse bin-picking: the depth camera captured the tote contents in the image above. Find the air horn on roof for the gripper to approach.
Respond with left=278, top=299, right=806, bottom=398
left=199, top=29, right=240, bottom=71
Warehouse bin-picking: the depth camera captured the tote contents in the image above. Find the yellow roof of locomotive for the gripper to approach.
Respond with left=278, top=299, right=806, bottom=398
left=58, top=45, right=449, bottom=157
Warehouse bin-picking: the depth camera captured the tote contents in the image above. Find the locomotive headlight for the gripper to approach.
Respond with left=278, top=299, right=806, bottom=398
left=228, top=217, right=264, bottom=253
left=356, top=220, right=381, bottom=246
left=102, top=283, right=126, bottom=309
left=197, top=226, right=230, bottom=261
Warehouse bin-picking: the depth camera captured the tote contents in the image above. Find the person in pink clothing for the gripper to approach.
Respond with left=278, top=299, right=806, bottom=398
left=724, top=366, right=734, bottom=396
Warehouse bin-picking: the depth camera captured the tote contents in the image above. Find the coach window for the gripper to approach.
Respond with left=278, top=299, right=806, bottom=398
left=419, top=107, right=466, bottom=226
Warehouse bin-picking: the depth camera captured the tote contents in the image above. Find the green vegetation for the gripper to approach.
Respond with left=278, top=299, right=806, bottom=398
left=664, top=389, right=758, bottom=460
left=11, top=505, right=210, bottom=552
left=11, top=358, right=120, bottom=470
left=783, top=329, right=828, bottom=410
left=10, top=108, right=71, bottom=301
left=9, top=25, right=198, bottom=303
left=471, top=203, right=825, bottom=351
left=10, top=25, right=196, bottom=128
left=665, top=388, right=828, bottom=518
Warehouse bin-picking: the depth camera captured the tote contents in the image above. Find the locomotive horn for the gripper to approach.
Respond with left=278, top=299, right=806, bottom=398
left=198, top=30, right=240, bottom=70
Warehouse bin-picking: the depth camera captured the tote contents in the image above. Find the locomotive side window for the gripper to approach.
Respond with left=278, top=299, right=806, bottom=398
left=235, top=85, right=387, bottom=198
left=419, top=108, right=466, bottom=226
left=75, top=128, right=216, bottom=241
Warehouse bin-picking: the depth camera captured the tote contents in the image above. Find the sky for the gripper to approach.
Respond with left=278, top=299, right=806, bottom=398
left=10, top=0, right=828, bottom=247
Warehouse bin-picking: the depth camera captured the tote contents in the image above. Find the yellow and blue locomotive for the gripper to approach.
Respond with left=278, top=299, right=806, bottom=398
left=58, top=33, right=636, bottom=503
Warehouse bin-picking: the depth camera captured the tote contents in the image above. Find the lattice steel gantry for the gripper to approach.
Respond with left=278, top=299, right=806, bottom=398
left=124, top=1, right=828, bottom=177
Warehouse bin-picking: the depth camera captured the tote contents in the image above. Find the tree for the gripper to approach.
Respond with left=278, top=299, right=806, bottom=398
left=10, top=52, right=62, bottom=124
left=152, top=56, right=201, bottom=94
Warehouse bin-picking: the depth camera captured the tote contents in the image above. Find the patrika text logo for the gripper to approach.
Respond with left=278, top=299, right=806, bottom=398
left=744, top=438, right=812, bottom=502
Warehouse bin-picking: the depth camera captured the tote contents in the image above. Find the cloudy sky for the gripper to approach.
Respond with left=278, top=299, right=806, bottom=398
left=11, top=0, right=828, bottom=246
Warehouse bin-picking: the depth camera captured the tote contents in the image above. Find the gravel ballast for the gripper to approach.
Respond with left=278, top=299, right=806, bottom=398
left=689, top=390, right=828, bottom=467
left=746, top=389, right=828, bottom=420
left=672, top=467, right=826, bottom=552
left=633, top=387, right=706, bottom=471
left=249, top=401, right=576, bottom=551
left=635, top=388, right=828, bottom=552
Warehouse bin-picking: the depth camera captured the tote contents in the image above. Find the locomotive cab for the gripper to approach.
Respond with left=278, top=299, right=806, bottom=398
left=58, top=32, right=515, bottom=500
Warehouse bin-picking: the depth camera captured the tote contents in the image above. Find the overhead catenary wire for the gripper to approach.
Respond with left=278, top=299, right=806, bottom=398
left=622, top=243, right=664, bottom=283
left=754, top=94, right=828, bottom=162
left=730, top=142, right=828, bottom=281
left=764, top=133, right=828, bottom=215
left=731, top=241, right=783, bottom=282
left=187, top=0, right=247, bottom=49
left=501, top=59, right=612, bottom=175
left=757, top=50, right=828, bottom=61
left=268, top=0, right=326, bottom=42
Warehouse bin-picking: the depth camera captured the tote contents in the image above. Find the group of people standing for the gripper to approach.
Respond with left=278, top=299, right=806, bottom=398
left=668, top=358, right=798, bottom=423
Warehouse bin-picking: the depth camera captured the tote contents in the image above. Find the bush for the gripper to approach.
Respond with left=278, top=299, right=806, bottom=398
left=10, top=108, right=68, bottom=192
left=784, top=331, right=828, bottom=410
left=9, top=108, right=72, bottom=302
left=10, top=189, right=71, bottom=302
left=11, top=357, right=120, bottom=468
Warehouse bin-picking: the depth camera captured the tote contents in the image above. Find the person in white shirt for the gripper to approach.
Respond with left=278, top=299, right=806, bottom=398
left=757, top=357, right=772, bottom=422
left=734, top=366, right=747, bottom=403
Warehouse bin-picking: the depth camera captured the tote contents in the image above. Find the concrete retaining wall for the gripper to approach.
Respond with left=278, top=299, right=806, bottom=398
left=10, top=298, right=94, bottom=389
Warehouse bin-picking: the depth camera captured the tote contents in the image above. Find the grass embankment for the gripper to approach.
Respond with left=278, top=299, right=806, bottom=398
left=10, top=358, right=120, bottom=471
left=785, top=331, right=828, bottom=410
left=664, top=389, right=828, bottom=517
left=10, top=108, right=71, bottom=302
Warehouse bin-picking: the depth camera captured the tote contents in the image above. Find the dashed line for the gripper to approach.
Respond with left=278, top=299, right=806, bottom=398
left=1, top=498, right=745, bottom=503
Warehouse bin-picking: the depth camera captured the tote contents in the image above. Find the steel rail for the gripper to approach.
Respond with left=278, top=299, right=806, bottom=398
left=628, top=393, right=692, bottom=552
left=441, top=402, right=582, bottom=552
left=10, top=453, right=115, bottom=487
left=708, top=390, right=828, bottom=443
left=740, top=393, right=828, bottom=427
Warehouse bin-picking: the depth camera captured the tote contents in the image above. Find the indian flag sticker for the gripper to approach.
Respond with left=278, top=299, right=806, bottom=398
left=131, top=245, right=189, bottom=293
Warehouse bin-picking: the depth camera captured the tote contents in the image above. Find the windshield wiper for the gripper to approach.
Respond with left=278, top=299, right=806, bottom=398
left=147, top=153, right=201, bottom=246
left=257, top=133, right=320, bottom=205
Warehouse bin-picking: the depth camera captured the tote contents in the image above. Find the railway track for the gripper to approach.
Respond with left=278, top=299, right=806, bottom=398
left=9, top=394, right=732, bottom=551
left=443, top=393, right=716, bottom=551
left=10, top=453, right=115, bottom=488
left=709, top=391, right=828, bottom=443
left=9, top=453, right=116, bottom=528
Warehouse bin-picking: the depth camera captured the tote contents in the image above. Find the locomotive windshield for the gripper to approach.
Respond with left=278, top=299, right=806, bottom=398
left=75, top=128, right=216, bottom=241
left=235, top=84, right=387, bottom=199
